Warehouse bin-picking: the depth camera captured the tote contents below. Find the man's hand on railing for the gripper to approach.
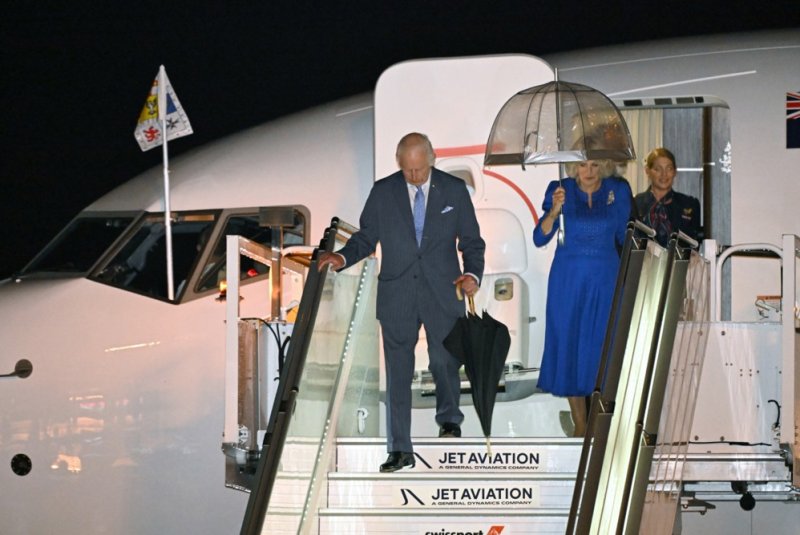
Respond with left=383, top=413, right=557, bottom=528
left=317, top=251, right=345, bottom=272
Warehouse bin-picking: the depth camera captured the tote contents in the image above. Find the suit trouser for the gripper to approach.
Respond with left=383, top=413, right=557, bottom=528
left=380, top=276, right=462, bottom=453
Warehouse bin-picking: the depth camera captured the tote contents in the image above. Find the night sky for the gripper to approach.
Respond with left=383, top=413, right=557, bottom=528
left=2, top=2, right=798, bottom=278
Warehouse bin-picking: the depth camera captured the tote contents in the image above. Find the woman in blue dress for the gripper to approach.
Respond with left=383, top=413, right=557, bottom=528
left=533, top=159, right=632, bottom=436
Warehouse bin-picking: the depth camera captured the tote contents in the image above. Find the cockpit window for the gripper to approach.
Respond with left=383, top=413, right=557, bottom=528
left=89, top=207, right=308, bottom=302
left=22, top=215, right=135, bottom=274
left=196, top=215, right=270, bottom=293
left=195, top=210, right=306, bottom=293
left=92, top=213, right=215, bottom=300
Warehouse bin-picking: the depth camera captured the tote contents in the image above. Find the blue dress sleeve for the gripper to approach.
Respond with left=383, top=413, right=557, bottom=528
left=533, top=180, right=561, bottom=247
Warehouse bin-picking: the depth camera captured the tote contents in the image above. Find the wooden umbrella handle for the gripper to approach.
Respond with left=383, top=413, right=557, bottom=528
left=455, top=282, right=476, bottom=315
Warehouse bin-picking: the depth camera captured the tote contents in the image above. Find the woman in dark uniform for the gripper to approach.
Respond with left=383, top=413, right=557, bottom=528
left=635, top=148, right=702, bottom=247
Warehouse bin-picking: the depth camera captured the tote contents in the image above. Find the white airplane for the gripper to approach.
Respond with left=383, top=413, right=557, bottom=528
left=1, top=29, right=799, bottom=534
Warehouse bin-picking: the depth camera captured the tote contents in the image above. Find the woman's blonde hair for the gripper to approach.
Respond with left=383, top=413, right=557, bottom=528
left=563, top=135, right=617, bottom=178
left=644, top=147, right=677, bottom=169
left=564, top=159, right=616, bottom=178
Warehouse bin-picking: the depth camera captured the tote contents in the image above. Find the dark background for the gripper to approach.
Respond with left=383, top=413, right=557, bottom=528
left=2, top=2, right=798, bottom=278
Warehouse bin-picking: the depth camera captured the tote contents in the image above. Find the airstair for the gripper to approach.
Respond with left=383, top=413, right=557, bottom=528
left=310, top=437, right=576, bottom=533
left=223, top=219, right=800, bottom=534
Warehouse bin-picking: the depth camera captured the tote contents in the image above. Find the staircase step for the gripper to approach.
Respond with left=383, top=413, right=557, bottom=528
left=318, top=508, right=569, bottom=534
left=264, top=473, right=314, bottom=509
left=327, top=472, right=575, bottom=509
left=264, top=509, right=302, bottom=534
left=336, top=437, right=582, bottom=474
left=278, top=437, right=327, bottom=472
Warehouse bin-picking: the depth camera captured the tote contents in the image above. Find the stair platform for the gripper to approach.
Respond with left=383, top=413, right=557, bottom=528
left=328, top=471, right=575, bottom=508
left=336, top=437, right=583, bottom=474
left=318, top=507, right=570, bottom=534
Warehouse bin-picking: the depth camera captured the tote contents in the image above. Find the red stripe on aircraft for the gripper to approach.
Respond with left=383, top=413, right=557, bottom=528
left=482, top=169, right=539, bottom=225
left=434, top=144, right=540, bottom=225
left=434, top=144, right=487, bottom=157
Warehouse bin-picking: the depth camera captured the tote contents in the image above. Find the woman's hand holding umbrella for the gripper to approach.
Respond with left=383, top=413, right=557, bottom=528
left=554, top=185, right=566, bottom=245
left=551, top=186, right=566, bottom=213
left=539, top=186, right=566, bottom=245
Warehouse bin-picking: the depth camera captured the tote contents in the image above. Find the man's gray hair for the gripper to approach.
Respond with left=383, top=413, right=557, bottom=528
left=396, top=132, right=435, bottom=165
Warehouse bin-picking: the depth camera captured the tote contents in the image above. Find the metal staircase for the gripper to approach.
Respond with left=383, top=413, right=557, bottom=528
left=230, top=219, right=800, bottom=534
left=323, top=437, right=579, bottom=534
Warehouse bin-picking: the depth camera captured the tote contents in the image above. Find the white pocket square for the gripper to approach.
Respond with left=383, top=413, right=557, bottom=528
left=441, top=206, right=454, bottom=214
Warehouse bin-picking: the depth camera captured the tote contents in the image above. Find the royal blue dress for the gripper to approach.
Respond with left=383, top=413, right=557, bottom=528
left=533, top=177, right=632, bottom=397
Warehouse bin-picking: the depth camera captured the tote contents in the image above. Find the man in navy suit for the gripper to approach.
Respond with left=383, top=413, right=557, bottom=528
left=318, top=132, right=485, bottom=472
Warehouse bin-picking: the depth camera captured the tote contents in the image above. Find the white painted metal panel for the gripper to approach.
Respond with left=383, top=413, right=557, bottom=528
left=319, top=509, right=569, bottom=534
left=688, top=322, right=781, bottom=448
left=327, top=472, right=574, bottom=509
left=336, top=438, right=582, bottom=474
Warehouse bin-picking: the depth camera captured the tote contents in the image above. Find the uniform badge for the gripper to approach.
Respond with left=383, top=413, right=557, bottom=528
left=607, top=191, right=615, bottom=205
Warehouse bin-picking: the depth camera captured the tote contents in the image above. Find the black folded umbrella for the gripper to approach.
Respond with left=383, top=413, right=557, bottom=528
left=443, top=292, right=511, bottom=452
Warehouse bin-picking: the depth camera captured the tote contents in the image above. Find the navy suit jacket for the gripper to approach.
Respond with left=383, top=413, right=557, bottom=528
left=337, top=168, right=485, bottom=321
left=634, top=189, right=702, bottom=247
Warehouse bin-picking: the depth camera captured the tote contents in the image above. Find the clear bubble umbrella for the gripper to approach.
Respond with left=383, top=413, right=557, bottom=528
left=484, top=79, right=635, bottom=244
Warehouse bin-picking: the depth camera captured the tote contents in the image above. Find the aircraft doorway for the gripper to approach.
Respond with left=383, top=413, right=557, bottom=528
left=617, top=97, right=732, bottom=248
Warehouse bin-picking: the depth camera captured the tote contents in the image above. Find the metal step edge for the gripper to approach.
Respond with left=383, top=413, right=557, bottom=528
left=271, top=471, right=313, bottom=479
left=331, top=468, right=576, bottom=476
left=327, top=472, right=576, bottom=481
left=660, top=452, right=791, bottom=481
left=683, top=481, right=794, bottom=493
left=264, top=507, right=304, bottom=515
left=681, top=452, right=787, bottom=462
left=336, top=437, right=583, bottom=447
left=318, top=507, right=571, bottom=517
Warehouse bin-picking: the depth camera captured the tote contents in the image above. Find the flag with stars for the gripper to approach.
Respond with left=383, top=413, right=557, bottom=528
left=788, top=91, right=800, bottom=149
left=134, top=66, right=193, bottom=151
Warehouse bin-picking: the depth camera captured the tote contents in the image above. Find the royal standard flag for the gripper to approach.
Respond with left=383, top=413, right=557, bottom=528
left=788, top=91, right=800, bottom=149
left=134, top=66, right=193, bottom=151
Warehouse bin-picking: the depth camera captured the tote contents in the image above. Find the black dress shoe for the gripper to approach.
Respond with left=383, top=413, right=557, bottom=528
left=439, top=422, right=461, bottom=437
left=379, top=451, right=415, bottom=473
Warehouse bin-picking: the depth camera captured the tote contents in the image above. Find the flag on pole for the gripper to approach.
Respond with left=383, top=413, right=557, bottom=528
left=134, top=67, right=193, bottom=151
left=788, top=90, right=800, bottom=149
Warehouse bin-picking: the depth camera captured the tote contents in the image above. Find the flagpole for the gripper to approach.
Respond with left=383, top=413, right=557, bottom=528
left=158, top=65, right=175, bottom=301
left=134, top=65, right=192, bottom=301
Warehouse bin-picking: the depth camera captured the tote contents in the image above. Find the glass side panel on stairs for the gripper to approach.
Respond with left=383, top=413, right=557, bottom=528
left=587, top=240, right=673, bottom=534
left=639, top=249, right=710, bottom=534
left=568, top=229, right=712, bottom=535
left=260, top=255, right=379, bottom=534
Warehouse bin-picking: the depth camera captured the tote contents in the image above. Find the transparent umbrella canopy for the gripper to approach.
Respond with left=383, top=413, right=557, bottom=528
left=484, top=79, right=635, bottom=244
left=484, top=80, right=635, bottom=167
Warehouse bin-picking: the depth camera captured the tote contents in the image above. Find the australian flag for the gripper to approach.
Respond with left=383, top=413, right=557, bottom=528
left=788, top=91, right=800, bottom=149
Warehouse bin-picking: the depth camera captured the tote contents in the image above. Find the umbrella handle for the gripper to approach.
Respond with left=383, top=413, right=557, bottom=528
left=455, top=282, right=477, bottom=315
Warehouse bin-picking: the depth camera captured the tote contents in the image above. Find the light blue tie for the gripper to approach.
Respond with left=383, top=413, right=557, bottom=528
left=413, top=185, right=425, bottom=246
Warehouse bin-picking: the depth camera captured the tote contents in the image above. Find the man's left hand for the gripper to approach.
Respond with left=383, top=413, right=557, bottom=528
left=453, top=274, right=479, bottom=297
